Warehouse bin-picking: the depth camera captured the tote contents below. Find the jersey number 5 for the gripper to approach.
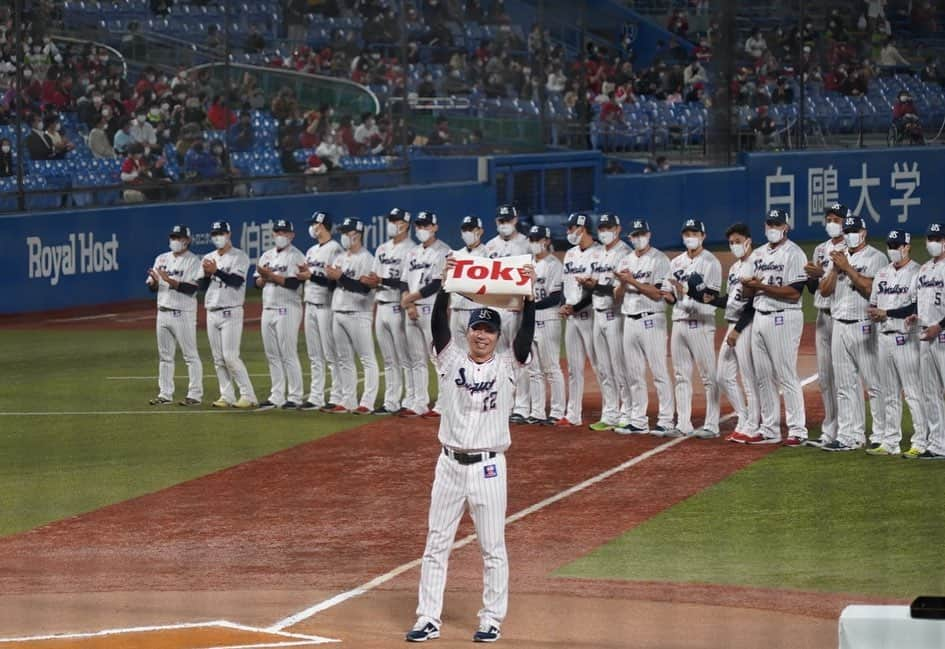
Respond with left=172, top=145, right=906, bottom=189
left=482, top=391, right=497, bottom=412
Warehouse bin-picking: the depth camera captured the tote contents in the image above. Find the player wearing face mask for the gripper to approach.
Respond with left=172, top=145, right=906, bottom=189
left=254, top=219, right=307, bottom=410
left=525, top=226, right=565, bottom=425
left=802, top=203, right=849, bottom=447
left=450, top=216, right=489, bottom=350
left=198, top=221, right=258, bottom=409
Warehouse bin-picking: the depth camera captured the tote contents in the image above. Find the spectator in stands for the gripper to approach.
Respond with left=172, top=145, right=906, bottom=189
left=130, top=107, right=157, bottom=152
left=840, top=67, right=868, bottom=96
left=120, top=142, right=147, bottom=203
left=270, top=87, right=297, bottom=123
left=337, top=115, right=359, bottom=154
left=315, top=130, right=346, bottom=170
left=150, top=0, right=171, bottom=16
left=209, top=139, right=247, bottom=197
left=643, top=156, right=670, bottom=173
left=44, top=114, right=73, bottom=158
left=667, top=9, right=689, bottom=37
left=427, top=116, right=451, bottom=145
left=418, top=73, right=437, bottom=98
left=89, top=112, right=116, bottom=159
left=893, top=90, right=918, bottom=120
left=745, top=28, right=767, bottom=60
left=245, top=24, right=266, bottom=54
left=867, top=0, right=887, bottom=30
left=921, top=58, right=943, bottom=85
left=175, top=122, right=201, bottom=161
left=0, top=138, right=13, bottom=177
left=229, top=111, right=255, bottom=152
left=466, top=0, right=484, bottom=22
left=683, top=59, right=707, bottom=87
left=354, top=112, right=384, bottom=154
left=113, top=115, right=134, bottom=155
left=912, top=1, right=939, bottom=34
left=183, top=95, right=206, bottom=127
left=0, top=102, right=10, bottom=127
left=279, top=135, right=304, bottom=174
left=599, top=92, right=623, bottom=124
left=684, top=82, right=706, bottom=105
left=826, top=9, right=849, bottom=42
left=878, top=38, right=910, bottom=68
left=184, top=138, right=223, bottom=196
left=771, top=77, right=794, bottom=104
left=207, top=95, right=236, bottom=131
left=749, top=106, right=777, bottom=149
left=298, top=111, right=322, bottom=149
left=78, top=90, right=104, bottom=129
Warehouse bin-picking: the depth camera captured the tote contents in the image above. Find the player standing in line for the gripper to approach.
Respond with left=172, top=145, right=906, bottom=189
left=372, top=208, right=416, bottom=414
left=200, top=220, right=258, bottom=409
left=450, top=216, right=490, bottom=350
left=584, top=213, right=632, bottom=431
left=614, top=219, right=676, bottom=435
left=738, top=210, right=809, bottom=444
left=525, top=225, right=565, bottom=425
left=298, top=211, right=344, bottom=411
left=903, top=223, right=945, bottom=459
left=559, top=213, right=602, bottom=427
left=817, top=215, right=887, bottom=452
left=693, top=223, right=758, bottom=442
left=660, top=219, right=722, bottom=438
left=401, top=211, right=451, bottom=417
left=485, top=205, right=531, bottom=424
left=254, top=219, right=306, bottom=410
left=146, top=224, right=203, bottom=406
left=326, top=218, right=380, bottom=414
left=405, top=259, right=536, bottom=644
left=866, top=229, right=925, bottom=456
left=802, top=203, right=847, bottom=447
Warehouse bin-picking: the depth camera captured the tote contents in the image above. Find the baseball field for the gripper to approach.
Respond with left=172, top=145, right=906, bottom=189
left=1, top=244, right=943, bottom=649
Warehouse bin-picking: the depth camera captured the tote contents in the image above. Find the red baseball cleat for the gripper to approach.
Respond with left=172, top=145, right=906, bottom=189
left=398, top=409, right=421, bottom=417
left=353, top=406, right=371, bottom=415
left=554, top=418, right=576, bottom=427
left=420, top=411, right=441, bottom=419
left=326, top=405, right=349, bottom=414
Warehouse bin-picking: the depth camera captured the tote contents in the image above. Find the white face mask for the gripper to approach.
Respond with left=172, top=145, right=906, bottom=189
left=598, top=231, right=616, bottom=246
left=386, top=221, right=401, bottom=238
left=169, top=239, right=184, bottom=253
left=927, top=241, right=943, bottom=258
left=274, top=234, right=290, bottom=249
left=340, top=234, right=352, bottom=250
left=730, top=241, right=749, bottom=259
left=211, top=235, right=228, bottom=249
left=308, top=225, right=319, bottom=239
left=461, top=230, right=479, bottom=247
left=497, top=222, right=515, bottom=237
left=1, top=145, right=9, bottom=153
left=630, top=234, right=650, bottom=250
left=416, top=228, right=432, bottom=243
left=887, top=248, right=903, bottom=264
left=683, top=235, right=701, bottom=251
left=528, top=241, right=544, bottom=255
left=844, top=232, right=863, bottom=248
left=566, top=230, right=582, bottom=246
left=765, top=228, right=784, bottom=244
left=825, top=221, right=843, bottom=238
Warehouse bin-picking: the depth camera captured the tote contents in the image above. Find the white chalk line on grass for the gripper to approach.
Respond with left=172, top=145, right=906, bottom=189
left=269, top=371, right=820, bottom=632
left=45, top=313, right=119, bottom=323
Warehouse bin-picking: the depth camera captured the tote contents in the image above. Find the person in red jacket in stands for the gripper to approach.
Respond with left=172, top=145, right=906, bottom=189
left=337, top=115, right=360, bottom=155
left=207, top=95, right=236, bottom=131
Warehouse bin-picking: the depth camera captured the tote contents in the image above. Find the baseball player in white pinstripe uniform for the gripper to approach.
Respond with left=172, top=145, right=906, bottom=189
left=485, top=205, right=531, bottom=424
left=299, top=211, right=344, bottom=411
left=147, top=224, right=203, bottom=406
left=526, top=225, right=565, bottom=424
left=696, top=223, right=759, bottom=442
left=738, top=210, right=809, bottom=445
left=406, top=259, right=536, bottom=644
left=326, top=218, right=380, bottom=414
left=903, top=222, right=945, bottom=459
left=587, top=213, right=632, bottom=431
left=660, top=219, right=721, bottom=438
left=866, top=229, right=925, bottom=456
left=614, top=219, right=676, bottom=435
left=818, top=215, right=887, bottom=452
left=372, top=208, right=416, bottom=414
left=450, top=216, right=490, bottom=350
left=559, top=213, right=602, bottom=427
left=200, top=221, right=257, bottom=409
left=803, top=203, right=848, bottom=447
left=401, top=211, right=451, bottom=417
left=254, top=219, right=306, bottom=410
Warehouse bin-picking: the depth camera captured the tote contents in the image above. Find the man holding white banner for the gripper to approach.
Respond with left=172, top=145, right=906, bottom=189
left=450, top=215, right=490, bottom=350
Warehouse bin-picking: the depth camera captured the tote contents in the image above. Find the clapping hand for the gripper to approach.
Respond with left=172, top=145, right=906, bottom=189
left=202, top=257, right=217, bottom=276
left=325, top=265, right=342, bottom=280
left=296, top=263, right=312, bottom=281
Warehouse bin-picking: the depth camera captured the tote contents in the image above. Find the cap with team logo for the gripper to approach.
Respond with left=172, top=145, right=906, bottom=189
left=169, top=224, right=191, bottom=238
left=927, top=223, right=945, bottom=236
left=468, top=307, right=501, bottom=333
left=598, top=212, right=620, bottom=228
left=338, top=217, right=364, bottom=233
left=629, top=219, right=650, bottom=234
left=308, top=211, right=332, bottom=227
left=842, top=215, right=867, bottom=233
left=272, top=219, right=294, bottom=232
left=528, top=225, right=551, bottom=240
left=209, top=221, right=230, bottom=234
left=388, top=207, right=410, bottom=222
left=886, top=229, right=910, bottom=245
left=681, top=218, right=705, bottom=233
left=496, top=204, right=518, bottom=221
left=461, top=215, right=483, bottom=230
left=414, top=210, right=437, bottom=226
left=764, top=209, right=789, bottom=226
left=567, top=212, right=589, bottom=228
left=825, top=202, right=851, bottom=218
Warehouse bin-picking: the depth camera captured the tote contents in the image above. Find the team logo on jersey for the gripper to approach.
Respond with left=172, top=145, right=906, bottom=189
left=875, top=281, right=910, bottom=295
left=918, top=275, right=945, bottom=288
left=484, top=464, right=498, bottom=478
left=454, top=367, right=496, bottom=394
left=564, top=262, right=588, bottom=274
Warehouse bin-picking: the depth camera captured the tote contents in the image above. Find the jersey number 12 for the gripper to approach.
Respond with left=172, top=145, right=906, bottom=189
left=482, top=391, right=497, bottom=412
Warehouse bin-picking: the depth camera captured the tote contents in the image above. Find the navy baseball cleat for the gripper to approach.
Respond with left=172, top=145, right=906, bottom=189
left=473, top=624, right=501, bottom=642
left=405, top=621, right=440, bottom=642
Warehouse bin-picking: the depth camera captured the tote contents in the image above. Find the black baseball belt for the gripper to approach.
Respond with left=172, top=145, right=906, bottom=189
left=626, top=311, right=655, bottom=320
left=443, top=447, right=498, bottom=465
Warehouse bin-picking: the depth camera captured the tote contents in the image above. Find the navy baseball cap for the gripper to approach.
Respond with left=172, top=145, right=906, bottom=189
left=461, top=215, right=483, bottom=230
left=309, top=211, right=331, bottom=227
left=468, top=307, right=501, bottom=333
left=598, top=213, right=620, bottom=228
left=629, top=219, right=650, bottom=234
left=209, top=221, right=230, bottom=234
left=169, top=224, right=191, bottom=238
left=765, top=209, right=789, bottom=226
left=338, top=217, right=364, bottom=233
left=927, top=223, right=945, bottom=236
left=681, top=218, right=705, bottom=233
left=567, top=212, right=589, bottom=228
left=528, top=225, right=550, bottom=240
left=415, top=210, right=438, bottom=226
left=496, top=205, right=518, bottom=221
left=273, top=219, right=294, bottom=232
left=826, top=202, right=851, bottom=218
left=843, top=215, right=867, bottom=233
left=886, top=229, right=911, bottom=246
left=388, top=207, right=410, bottom=222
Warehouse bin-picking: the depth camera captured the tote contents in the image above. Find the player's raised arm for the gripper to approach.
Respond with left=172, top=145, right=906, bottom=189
left=512, top=265, right=537, bottom=365
left=431, top=288, right=451, bottom=354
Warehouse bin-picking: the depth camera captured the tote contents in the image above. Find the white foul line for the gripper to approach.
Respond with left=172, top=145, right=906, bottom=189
left=269, top=372, right=820, bottom=632
left=45, top=313, right=119, bottom=323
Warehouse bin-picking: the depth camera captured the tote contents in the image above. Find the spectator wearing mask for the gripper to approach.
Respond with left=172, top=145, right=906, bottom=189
left=748, top=105, right=777, bottom=149
left=79, top=91, right=105, bottom=129
left=354, top=112, right=383, bottom=154
left=89, top=112, right=116, bottom=159
left=298, top=111, right=322, bottom=149
left=183, top=95, right=206, bottom=126
left=426, top=116, right=451, bottom=145
left=45, top=115, right=74, bottom=158
left=745, top=28, right=767, bottom=59
left=130, top=108, right=158, bottom=151
left=120, top=142, right=147, bottom=202
left=207, top=95, right=236, bottom=130
left=337, top=115, right=360, bottom=154
left=683, top=59, right=708, bottom=86
left=0, top=138, right=13, bottom=176
left=315, top=129, right=346, bottom=169
left=878, top=39, right=910, bottom=68
left=113, top=115, right=135, bottom=155
left=229, top=111, right=255, bottom=152
left=25, top=113, right=55, bottom=160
